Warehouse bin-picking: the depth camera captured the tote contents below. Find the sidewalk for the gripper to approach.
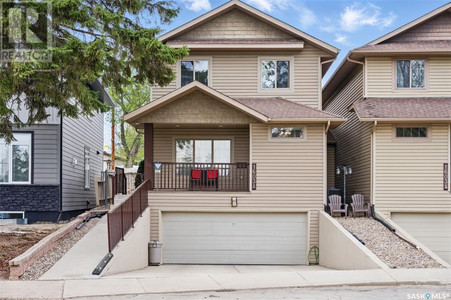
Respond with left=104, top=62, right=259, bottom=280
left=1, top=265, right=450, bottom=299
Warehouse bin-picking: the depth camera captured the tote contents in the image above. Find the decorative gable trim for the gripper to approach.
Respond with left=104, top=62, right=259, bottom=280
left=368, top=2, right=451, bottom=45
left=158, top=0, right=338, bottom=55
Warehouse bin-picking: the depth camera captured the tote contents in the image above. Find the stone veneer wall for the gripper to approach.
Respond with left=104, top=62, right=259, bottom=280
left=0, top=185, right=60, bottom=212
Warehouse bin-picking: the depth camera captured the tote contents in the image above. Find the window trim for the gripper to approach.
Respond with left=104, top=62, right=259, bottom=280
left=176, top=56, right=213, bottom=88
left=392, top=58, right=429, bottom=92
left=258, top=56, right=294, bottom=94
left=84, top=146, right=91, bottom=190
left=0, top=132, right=33, bottom=185
left=268, top=125, right=307, bottom=142
left=172, top=136, right=234, bottom=163
left=392, top=125, right=431, bottom=142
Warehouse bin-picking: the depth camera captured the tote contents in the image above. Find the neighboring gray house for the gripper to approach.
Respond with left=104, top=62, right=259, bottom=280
left=0, top=81, right=114, bottom=223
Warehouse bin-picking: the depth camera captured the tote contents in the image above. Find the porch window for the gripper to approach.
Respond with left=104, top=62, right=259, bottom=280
left=396, top=59, right=425, bottom=88
left=181, top=60, right=209, bottom=86
left=261, top=60, right=290, bottom=89
left=0, top=133, right=32, bottom=184
left=395, top=127, right=428, bottom=138
left=176, top=139, right=231, bottom=163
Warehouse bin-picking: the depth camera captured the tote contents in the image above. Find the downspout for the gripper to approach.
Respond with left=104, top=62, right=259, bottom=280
left=57, top=114, right=63, bottom=223
left=346, top=56, right=366, bottom=97
left=320, top=58, right=337, bottom=110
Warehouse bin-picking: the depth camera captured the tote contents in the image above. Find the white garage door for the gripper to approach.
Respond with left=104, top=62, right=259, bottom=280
left=391, top=213, right=451, bottom=264
left=162, top=212, right=307, bottom=265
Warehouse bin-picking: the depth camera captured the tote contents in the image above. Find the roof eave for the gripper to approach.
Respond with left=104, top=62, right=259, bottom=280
left=166, top=42, right=305, bottom=50
left=123, top=81, right=270, bottom=124
left=352, top=49, right=451, bottom=55
left=358, top=117, right=451, bottom=123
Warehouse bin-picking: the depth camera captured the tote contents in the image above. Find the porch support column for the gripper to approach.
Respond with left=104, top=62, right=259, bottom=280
left=144, top=123, right=154, bottom=190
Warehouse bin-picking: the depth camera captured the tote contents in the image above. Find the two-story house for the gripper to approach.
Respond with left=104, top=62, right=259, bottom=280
left=323, top=3, right=451, bottom=264
left=0, top=80, right=114, bottom=223
left=124, top=0, right=344, bottom=265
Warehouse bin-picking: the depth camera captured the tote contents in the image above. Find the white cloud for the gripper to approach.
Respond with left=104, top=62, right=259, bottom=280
left=381, top=11, right=397, bottom=27
left=334, top=33, right=349, bottom=45
left=298, top=5, right=316, bottom=29
left=339, top=3, right=396, bottom=32
left=244, top=0, right=291, bottom=12
left=244, top=0, right=317, bottom=28
left=180, top=0, right=211, bottom=12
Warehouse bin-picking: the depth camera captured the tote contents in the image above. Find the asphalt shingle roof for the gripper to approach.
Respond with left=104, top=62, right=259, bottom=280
left=352, top=97, right=451, bottom=120
left=234, top=97, right=343, bottom=120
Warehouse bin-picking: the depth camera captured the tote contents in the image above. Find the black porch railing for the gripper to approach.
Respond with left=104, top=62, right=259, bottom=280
left=153, top=162, right=256, bottom=191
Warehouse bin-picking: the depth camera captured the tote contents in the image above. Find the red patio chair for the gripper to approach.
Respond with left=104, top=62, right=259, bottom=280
left=190, top=169, right=202, bottom=190
left=207, top=170, right=219, bottom=191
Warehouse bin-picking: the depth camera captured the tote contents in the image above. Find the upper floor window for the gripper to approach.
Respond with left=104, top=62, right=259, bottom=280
left=395, top=127, right=428, bottom=138
left=0, top=133, right=32, bottom=184
left=181, top=60, right=209, bottom=86
left=396, top=59, right=425, bottom=88
left=261, top=60, right=290, bottom=89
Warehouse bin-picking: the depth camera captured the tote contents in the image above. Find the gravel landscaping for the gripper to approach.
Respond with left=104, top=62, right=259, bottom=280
left=336, top=217, right=444, bottom=269
left=20, top=218, right=100, bottom=280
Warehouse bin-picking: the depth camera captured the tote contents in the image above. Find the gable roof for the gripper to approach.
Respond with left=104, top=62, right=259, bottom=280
left=123, top=81, right=269, bottom=125
left=323, top=2, right=451, bottom=106
left=368, top=2, right=451, bottom=45
left=124, top=81, right=346, bottom=128
left=350, top=97, right=451, bottom=122
left=159, top=0, right=339, bottom=56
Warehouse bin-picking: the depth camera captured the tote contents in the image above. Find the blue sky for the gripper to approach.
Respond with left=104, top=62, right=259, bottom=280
left=103, top=0, right=449, bottom=152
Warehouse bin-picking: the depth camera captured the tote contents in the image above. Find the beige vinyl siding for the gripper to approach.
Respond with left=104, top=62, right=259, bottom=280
left=153, top=127, right=250, bottom=163
left=366, top=56, right=451, bottom=97
left=152, top=44, right=327, bottom=108
left=176, top=8, right=293, bottom=40
left=324, top=67, right=372, bottom=202
left=149, top=123, right=326, bottom=260
left=375, top=124, right=451, bottom=214
left=327, top=145, right=335, bottom=188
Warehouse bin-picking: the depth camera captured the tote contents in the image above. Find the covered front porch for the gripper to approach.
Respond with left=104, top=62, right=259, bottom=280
left=149, top=123, right=256, bottom=192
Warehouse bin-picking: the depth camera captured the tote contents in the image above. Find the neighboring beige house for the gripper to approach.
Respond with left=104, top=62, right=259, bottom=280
left=124, top=0, right=344, bottom=265
left=323, top=3, right=451, bottom=263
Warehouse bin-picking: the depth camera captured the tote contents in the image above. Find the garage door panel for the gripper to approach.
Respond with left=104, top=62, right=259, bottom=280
left=163, top=250, right=306, bottom=265
left=392, top=213, right=451, bottom=264
left=164, top=237, right=305, bottom=251
left=162, top=212, right=307, bottom=265
left=163, top=223, right=306, bottom=237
